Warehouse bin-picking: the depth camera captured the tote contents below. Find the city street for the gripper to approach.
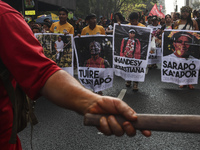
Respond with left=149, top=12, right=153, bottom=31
left=19, top=67, right=200, bottom=150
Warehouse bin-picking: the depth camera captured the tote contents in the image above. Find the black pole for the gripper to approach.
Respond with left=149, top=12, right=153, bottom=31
left=22, top=0, right=25, bottom=16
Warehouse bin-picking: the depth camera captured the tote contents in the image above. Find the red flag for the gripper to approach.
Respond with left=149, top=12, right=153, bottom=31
left=110, top=13, right=113, bottom=20
left=149, top=4, right=165, bottom=18
left=160, top=5, right=163, bottom=11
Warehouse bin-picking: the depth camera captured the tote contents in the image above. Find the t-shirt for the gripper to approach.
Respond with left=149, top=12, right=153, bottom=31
left=81, top=25, right=105, bottom=35
left=50, top=21, right=74, bottom=35
left=55, top=40, right=64, bottom=52
left=127, top=22, right=146, bottom=27
left=0, top=1, right=61, bottom=149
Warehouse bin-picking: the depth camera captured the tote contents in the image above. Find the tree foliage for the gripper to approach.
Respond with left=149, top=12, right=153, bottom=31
left=191, top=2, right=200, bottom=10
left=75, top=0, right=157, bottom=20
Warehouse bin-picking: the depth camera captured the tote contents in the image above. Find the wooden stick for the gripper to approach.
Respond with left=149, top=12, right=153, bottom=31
left=84, top=113, right=200, bottom=133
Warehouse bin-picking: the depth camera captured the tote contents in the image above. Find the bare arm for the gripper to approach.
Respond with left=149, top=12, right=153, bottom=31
left=193, top=19, right=199, bottom=30
left=40, top=70, right=151, bottom=137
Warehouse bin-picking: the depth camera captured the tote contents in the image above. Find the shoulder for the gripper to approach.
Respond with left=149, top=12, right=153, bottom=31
left=174, top=19, right=180, bottom=27
left=0, top=1, right=22, bottom=17
left=52, top=21, right=59, bottom=26
left=138, top=23, right=146, bottom=27
left=66, top=22, right=74, bottom=28
left=96, top=25, right=104, bottom=29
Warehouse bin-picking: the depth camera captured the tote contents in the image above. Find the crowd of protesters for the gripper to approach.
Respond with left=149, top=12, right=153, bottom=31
left=26, top=6, right=200, bottom=91
left=26, top=8, right=197, bottom=36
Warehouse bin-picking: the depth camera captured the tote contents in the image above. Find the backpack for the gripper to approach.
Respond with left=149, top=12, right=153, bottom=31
left=0, top=59, right=38, bottom=144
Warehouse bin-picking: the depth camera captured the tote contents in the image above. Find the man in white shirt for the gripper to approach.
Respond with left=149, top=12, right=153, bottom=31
left=55, top=36, right=65, bottom=64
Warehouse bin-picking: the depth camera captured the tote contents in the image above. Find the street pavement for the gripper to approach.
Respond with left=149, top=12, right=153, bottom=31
left=18, top=67, right=200, bottom=150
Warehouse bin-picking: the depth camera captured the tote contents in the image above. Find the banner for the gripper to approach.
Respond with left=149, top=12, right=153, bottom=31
left=161, top=30, right=200, bottom=85
left=74, top=35, right=113, bottom=92
left=147, top=26, right=162, bottom=65
left=35, top=33, right=74, bottom=76
left=113, top=23, right=152, bottom=82
left=149, top=4, right=165, bottom=18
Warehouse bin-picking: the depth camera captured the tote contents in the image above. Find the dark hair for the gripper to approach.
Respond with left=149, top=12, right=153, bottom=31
left=58, top=7, right=68, bottom=14
left=129, top=12, right=139, bottom=20
left=43, top=22, right=51, bottom=28
left=85, top=13, right=96, bottom=21
left=170, top=31, right=199, bottom=57
left=165, top=14, right=171, bottom=19
left=172, top=32, right=193, bottom=42
left=174, top=13, right=180, bottom=19
left=113, top=12, right=125, bottom=23
left=32, top=26, right=41, bottom=32
left=180, top=11, right=193, bottom=30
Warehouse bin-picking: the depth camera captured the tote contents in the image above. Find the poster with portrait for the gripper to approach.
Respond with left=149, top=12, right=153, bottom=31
left=147, top=25, right=162, bottom=65
left=161, top=30, right=200, bottom=85
left=35, top=33, right=74, bottom=76
left=25, top=0, right=35, bottom=8
left=74, top=35, right=113, bottom=92
left=113, top=23, right=152, bottom=81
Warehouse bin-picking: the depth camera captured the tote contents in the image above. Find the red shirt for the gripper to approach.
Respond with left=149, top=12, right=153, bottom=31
left=0, top=1, right=61, bottom=149
left=85, top=56, right=105, bottom=68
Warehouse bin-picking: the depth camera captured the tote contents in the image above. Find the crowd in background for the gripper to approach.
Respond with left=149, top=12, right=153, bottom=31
left=26, top=8, right=200, bottom=36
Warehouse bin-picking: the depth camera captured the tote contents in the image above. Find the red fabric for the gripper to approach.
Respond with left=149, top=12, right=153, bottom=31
left=120, top=38, right=141, bottom=59
left=85, top=56, right=105, bottom=68
left=0, top=1, right=61, bottom=149
left=160, top=5, right=163, bottom=11
left=149, top=4, right=165, bottom=18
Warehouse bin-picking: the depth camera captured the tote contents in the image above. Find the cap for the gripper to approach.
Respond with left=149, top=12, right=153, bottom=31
left=129, top=29, right=136, bottom=33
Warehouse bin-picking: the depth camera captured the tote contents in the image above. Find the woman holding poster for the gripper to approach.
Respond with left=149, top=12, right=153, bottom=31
left=173, top=6, right=199, bottom=89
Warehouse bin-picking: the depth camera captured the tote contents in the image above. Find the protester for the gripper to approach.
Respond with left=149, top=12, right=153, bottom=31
left=147, top=15, right=162, bottom=69
left=0, top=1, right=151, bottom=149
left=32, top=26, right=41, bottom=33
left=128, top=12, right=145, bottom=27
left=139, top=16, right=146, bottom=26
left=81, top=13, right=105, bottom=35
left=50, top=7, right=74, bottom=35
left=173, top=6, right=199, bottom=89
left=174, top=6, right=198, bottom=30
left=161, top=14, right=174, bottom=30
left=113, top=12, right=128, bottom=24
left=123, top=12, right=145, bottom=91
left=146, top=16, right=152, bottom=26
left=42, top=22, right=51, bottom=33
left=173, top=12, right=181, bottom=23
left=195, top=9, right=200, bottom=30
left=160, top=18, right=166, bottom=26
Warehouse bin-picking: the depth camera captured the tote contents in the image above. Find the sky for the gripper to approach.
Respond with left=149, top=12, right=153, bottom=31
left=165, top=0, right=185, bottom=15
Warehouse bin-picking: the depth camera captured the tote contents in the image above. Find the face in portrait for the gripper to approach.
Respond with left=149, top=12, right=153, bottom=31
left=173, top=33, right=192, bottom=58
left=128, top=29, right=136, bottom=39
left=90, top=41, right=101, bottom=55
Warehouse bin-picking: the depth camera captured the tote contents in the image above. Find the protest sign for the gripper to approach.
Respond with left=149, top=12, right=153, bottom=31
left=113, top=23, right=151, bottom=81
left=74, top=35, right=113, bottom=92
left=35, top=33, right=74, bottom=76
left=162, top=30, right=200, bottom=85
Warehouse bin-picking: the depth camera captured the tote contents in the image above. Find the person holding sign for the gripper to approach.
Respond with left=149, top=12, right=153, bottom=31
left=120, top=29, right=141, bottom=91
left=165, top=31, right=200, bottom=89
left=50, top=8, right=74, bottom=35
left=120, top=12, right=145, bottom=91
left=173, top=6, right=199, bottom=89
